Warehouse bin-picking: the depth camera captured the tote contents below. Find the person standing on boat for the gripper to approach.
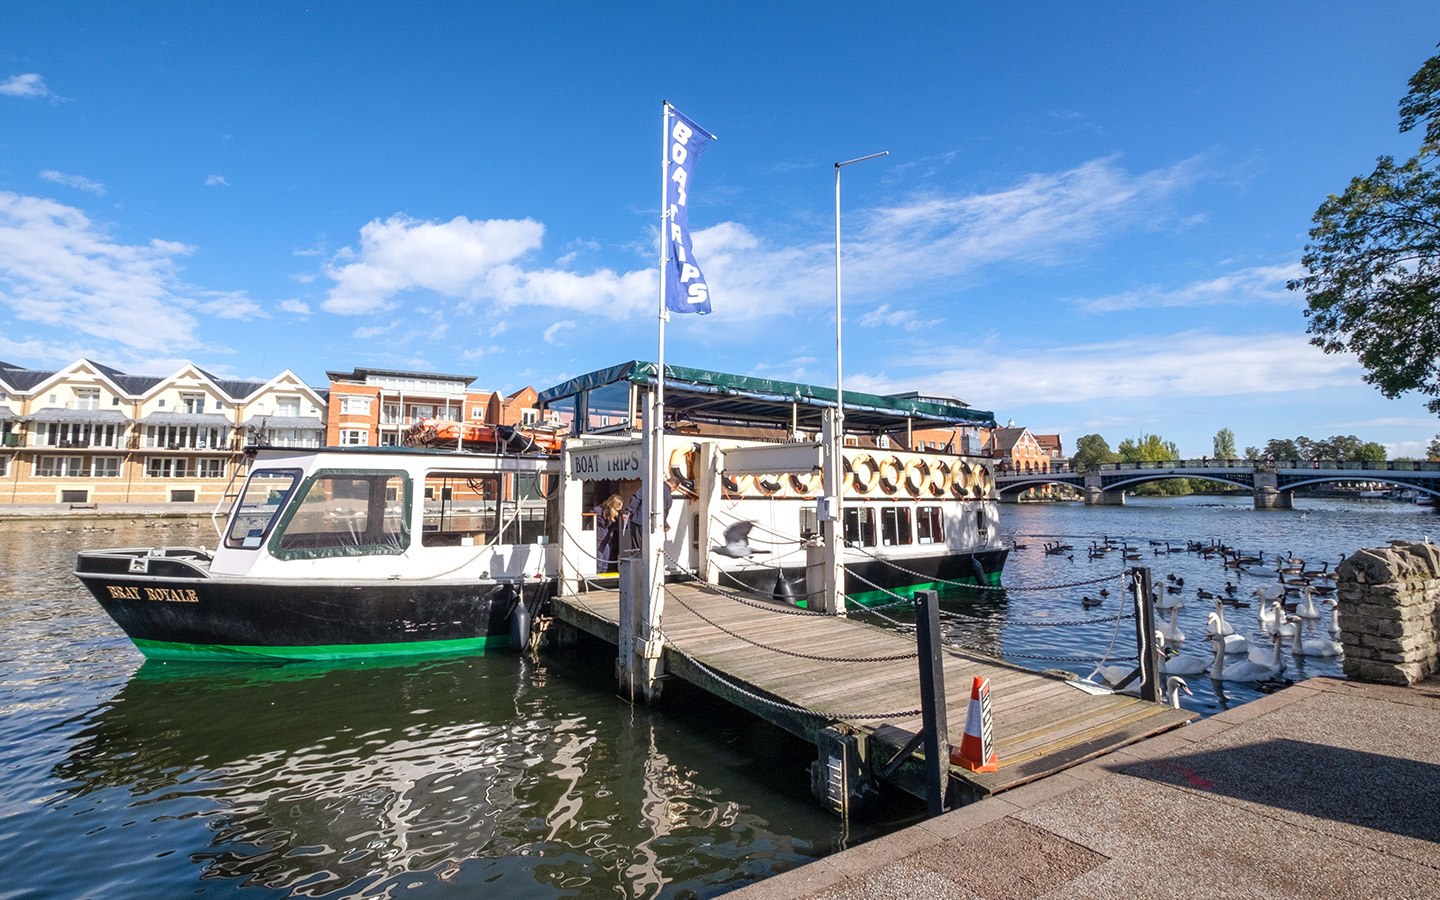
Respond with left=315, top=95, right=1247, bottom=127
left=622, top=480, right=675, bottom=552
left=595, top=494, right=624, bottom=573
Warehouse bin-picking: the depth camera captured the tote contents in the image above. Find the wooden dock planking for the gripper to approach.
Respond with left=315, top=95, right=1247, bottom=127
left=552, top=581, right=1194, bottom=797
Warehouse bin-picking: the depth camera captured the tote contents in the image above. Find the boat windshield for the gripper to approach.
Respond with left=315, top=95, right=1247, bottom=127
left=224, top=468, right=303, bottom=549
left=270, top=469, right=411, bottom=559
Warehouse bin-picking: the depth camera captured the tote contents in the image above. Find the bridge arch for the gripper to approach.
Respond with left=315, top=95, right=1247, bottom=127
left=1100, top=473, right=1254, bottom=493
left=1278, top=475, right=1440, bottom=498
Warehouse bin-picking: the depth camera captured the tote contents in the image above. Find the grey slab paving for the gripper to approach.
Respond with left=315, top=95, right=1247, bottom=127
left=728, top=677, right=1440, bottom=900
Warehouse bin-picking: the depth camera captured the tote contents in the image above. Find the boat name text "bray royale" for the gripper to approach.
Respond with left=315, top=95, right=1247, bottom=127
left=572, top=447, right=643, bottom=479
left=106, top=584, right=200, bottom=603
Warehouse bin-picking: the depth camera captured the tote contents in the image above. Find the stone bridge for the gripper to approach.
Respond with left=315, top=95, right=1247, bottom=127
left=994, top=459, right=1440, bottom=509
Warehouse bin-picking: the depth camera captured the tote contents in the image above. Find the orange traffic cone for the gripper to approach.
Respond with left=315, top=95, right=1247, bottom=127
left=951, top=675, right=998, bottom=772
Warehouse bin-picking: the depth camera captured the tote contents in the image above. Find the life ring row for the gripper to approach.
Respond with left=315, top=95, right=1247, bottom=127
left=667, top=445, right=993, bottom=500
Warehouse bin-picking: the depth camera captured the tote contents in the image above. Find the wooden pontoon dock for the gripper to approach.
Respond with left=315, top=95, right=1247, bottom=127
left=553, top=581, right=1195, bottom=811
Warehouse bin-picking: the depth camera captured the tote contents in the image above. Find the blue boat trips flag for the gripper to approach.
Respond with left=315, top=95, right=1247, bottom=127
left=665, top=107, right=716, bottom=314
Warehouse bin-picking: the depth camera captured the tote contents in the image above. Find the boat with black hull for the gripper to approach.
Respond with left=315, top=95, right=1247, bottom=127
left=75, top=444, right=559, bottom=661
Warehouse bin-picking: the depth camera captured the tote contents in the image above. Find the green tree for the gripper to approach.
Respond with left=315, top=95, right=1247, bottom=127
left=1262, top=438, right=1301, bottom=461
left=1356, top=441, right=1388, bottom=463
left=1212, top=427, right=1237, bottom=460
left=1289, top=46, right=1440, bottom=415
left=1243, top=445, right=1261, bottom=460
left=1117, top=434, right=1188, bottom=494
left=1071, top=433, right=1117, bottom=472
left=1430, top=434, right=1440, bottom=460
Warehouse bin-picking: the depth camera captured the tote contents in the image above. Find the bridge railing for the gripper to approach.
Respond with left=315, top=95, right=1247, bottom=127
left=998, top=458, right=1440, bottom=477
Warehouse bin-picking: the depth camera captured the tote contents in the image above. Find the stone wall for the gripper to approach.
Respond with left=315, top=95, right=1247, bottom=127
left=1335, top=541, right=1440, bottom=685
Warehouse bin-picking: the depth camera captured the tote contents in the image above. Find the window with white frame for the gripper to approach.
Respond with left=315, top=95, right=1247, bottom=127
left=340, top=429, right=368, bottom=446
left=36, top=456, right=87, bottom=477
left=382, top=403, right=402, bottom=424
left=276, top=397, right=300, bottom=418
left=146, top=457, right=189, bottom=478
left=92, top=457, right=121, bottom=478
left=181, top=393, right=206, bottom=414
left=195, top=458, right=227, bottom=478
left=340, top=396, right=372, bottom=415
left=520, top=408, right=539, bottom=425
left=74, top=389, right=100, bottom=410
left=0, top=457, right=6, bottom=477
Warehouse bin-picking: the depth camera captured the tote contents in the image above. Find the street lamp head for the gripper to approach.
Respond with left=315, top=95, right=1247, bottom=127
left=836, top=150, right=890, bottom=169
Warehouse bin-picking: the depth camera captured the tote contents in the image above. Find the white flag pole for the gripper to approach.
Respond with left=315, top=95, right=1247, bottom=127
left=643, top=101, right=672, bottom=682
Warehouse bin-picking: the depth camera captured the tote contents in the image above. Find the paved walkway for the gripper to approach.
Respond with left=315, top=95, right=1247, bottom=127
left=733, top=676, right=1440, bottom=900
left=0, top=502, right=212, bottom=521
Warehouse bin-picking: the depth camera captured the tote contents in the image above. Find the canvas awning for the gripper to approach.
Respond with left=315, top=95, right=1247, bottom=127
left=537, top=360, right=997, bottom=433
left=138, top=412, right=233, bottom=427
left=28, top=408, right=130, bottom=424
left=242, top=415, right=325, bottom=430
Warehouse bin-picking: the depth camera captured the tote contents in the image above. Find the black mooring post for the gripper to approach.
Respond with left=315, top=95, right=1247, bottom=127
left=1131, top=567, right=1161, bottom=702
left=913, top=589, right=949, bottom=815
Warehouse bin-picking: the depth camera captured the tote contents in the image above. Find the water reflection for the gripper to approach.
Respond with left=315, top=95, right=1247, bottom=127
left=50, top=655, right=821, bottom=897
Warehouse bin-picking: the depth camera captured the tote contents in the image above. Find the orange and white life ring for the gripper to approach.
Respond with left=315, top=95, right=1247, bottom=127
left=755, top=473, right=786, bottom=496
left=902, top=458, right=929, bottom=497
left=951, top=460, right=971, bottom=498
left=788, top=471, right=820, bottom=496
left=973, top=465, right=993, bottom=498
left=668, top=443, right=699, bottom=493
left=877, top=456, right=903, bottom=495
left=721, top=472, right=753, bottom=499
left=929, top=460, right=951, bottom=497
left=847, top=453, right=880, bottom=495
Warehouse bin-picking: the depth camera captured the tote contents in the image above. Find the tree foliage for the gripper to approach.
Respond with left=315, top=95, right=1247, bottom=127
left=1428, top=433, right=1440, bottom=460
left=1117, top=433, right=1187, bottom=494
left=1288, top=46, right=1440, bottom=416
left=1212, top=427, right=1237, bottom=460
left=1260, top=434, right=1387, bottom=462
left=1070, top=433, right=1117, bottom=472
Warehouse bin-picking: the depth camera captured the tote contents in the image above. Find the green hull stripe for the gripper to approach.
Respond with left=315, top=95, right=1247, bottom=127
left=793, top=574, right=1005, bottom=609
left=132, top=635, right=507, bottom=662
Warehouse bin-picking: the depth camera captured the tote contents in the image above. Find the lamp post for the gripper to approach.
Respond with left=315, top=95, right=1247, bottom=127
left=828, top=150, right=887, bottom=614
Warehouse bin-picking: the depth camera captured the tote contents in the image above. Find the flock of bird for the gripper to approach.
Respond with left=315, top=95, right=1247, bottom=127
left=36, top=520, right=203, bottom=535
left=1019, top=537, right=1348, bottom=699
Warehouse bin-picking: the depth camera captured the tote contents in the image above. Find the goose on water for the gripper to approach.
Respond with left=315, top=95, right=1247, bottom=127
left=1288, top=615, right=1343, bottom=658
left=1209, top=632, right=1284, bottom=682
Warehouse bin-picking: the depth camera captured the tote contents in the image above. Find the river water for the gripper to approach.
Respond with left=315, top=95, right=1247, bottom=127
left=0, top=496, right=1433, bottom=897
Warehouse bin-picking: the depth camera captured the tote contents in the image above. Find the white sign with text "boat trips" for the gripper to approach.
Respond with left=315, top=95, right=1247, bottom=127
left=571, top=443, right=644, bottom=480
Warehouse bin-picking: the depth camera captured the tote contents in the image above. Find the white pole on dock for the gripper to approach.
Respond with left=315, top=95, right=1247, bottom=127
left=829, top=150, right=888, bottom=615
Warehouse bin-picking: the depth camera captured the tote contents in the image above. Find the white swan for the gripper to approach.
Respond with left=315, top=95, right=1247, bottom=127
left=1158, top=605, right=1186, bottom=644
left=1209, top=632, right=1284, bottom=682
left=1271, top=601, right=1297, bottom=638
left=1289, top=616, right=1343, bottom=657
left=1206, top=603, right=1235, bottom=636
left=1160, top=648, right=1209, bottom=676
left=1164, top=676, right=1193, bottom=709
left=1325, top=600, right=1342, bottom=640
left=1205, top=612, right=1249, bottom=654
left=1294, top=587, right=1322, bottom=622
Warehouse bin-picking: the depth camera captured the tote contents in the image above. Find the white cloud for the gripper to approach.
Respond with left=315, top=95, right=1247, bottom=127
left=1074, top=263, right=1304, bottom=312
left=193, top=290, right=267, bottom=320
left=542, top=320, right=576, bottom=345
left=205, top=175, right=230, bottom=188
left=39, top=170, right=106, bottom=196
left=859, top=303, right=926, bottom=331
left=0, top=191, right=202, bottom=351
left=323, top=214, right=547, bottom=314
left=846, top=332, right=1359, bottom=409
left=278, top=299, right=311, bottom=315
left=0, top=73, right=58, bottom=100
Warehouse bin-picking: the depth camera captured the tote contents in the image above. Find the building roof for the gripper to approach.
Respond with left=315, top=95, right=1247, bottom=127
left=538, top=361, right=996, bottom=432
left=1034, top=434, right=1063, bottom=454
left=326, top=366, right=477, bottom=385
left=987, top=426, right=1031, bottom=453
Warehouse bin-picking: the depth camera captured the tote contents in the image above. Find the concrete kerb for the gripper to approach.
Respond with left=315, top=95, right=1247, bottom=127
left=0, top=503, right=212, bottom=523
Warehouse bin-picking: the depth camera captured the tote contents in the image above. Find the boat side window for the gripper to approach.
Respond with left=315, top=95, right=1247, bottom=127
left=271, top=470, right=410, bottom=559
left=915, top=505, right=942, bottom=544
left=423, top=473, right=501, bottom=547
left=976, top=508, right=989, bottom=539
left=880, top=507, right=912, bottom=546
left=799, top=505, right=818, bottom=540
left=224, top=468, right=302, bottom=549
left=843, top=507, right=877, bottom=547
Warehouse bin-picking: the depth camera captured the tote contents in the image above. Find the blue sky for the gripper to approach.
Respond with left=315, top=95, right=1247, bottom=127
left=3, top=3, right=1439, bottom=457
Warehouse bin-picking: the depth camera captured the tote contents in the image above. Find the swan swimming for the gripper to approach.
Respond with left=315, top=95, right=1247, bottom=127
left=1208, top=631, right=1284, bottom=682
left=1289, top=615, right=1343, bottom=657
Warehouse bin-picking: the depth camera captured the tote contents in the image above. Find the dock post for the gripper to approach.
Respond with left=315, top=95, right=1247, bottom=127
left=914, top=589, right=950, bottom=815
left=1131, top=567, right=1161, bottom=702
left=617, top=549, right=642, bottom=701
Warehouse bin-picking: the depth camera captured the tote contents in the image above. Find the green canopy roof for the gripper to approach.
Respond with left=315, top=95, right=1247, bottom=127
left=537, top=361, right=995, bottom=433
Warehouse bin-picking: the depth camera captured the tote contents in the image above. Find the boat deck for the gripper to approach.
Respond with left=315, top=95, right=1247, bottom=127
left=553, top=581, right=1195, bottom=799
